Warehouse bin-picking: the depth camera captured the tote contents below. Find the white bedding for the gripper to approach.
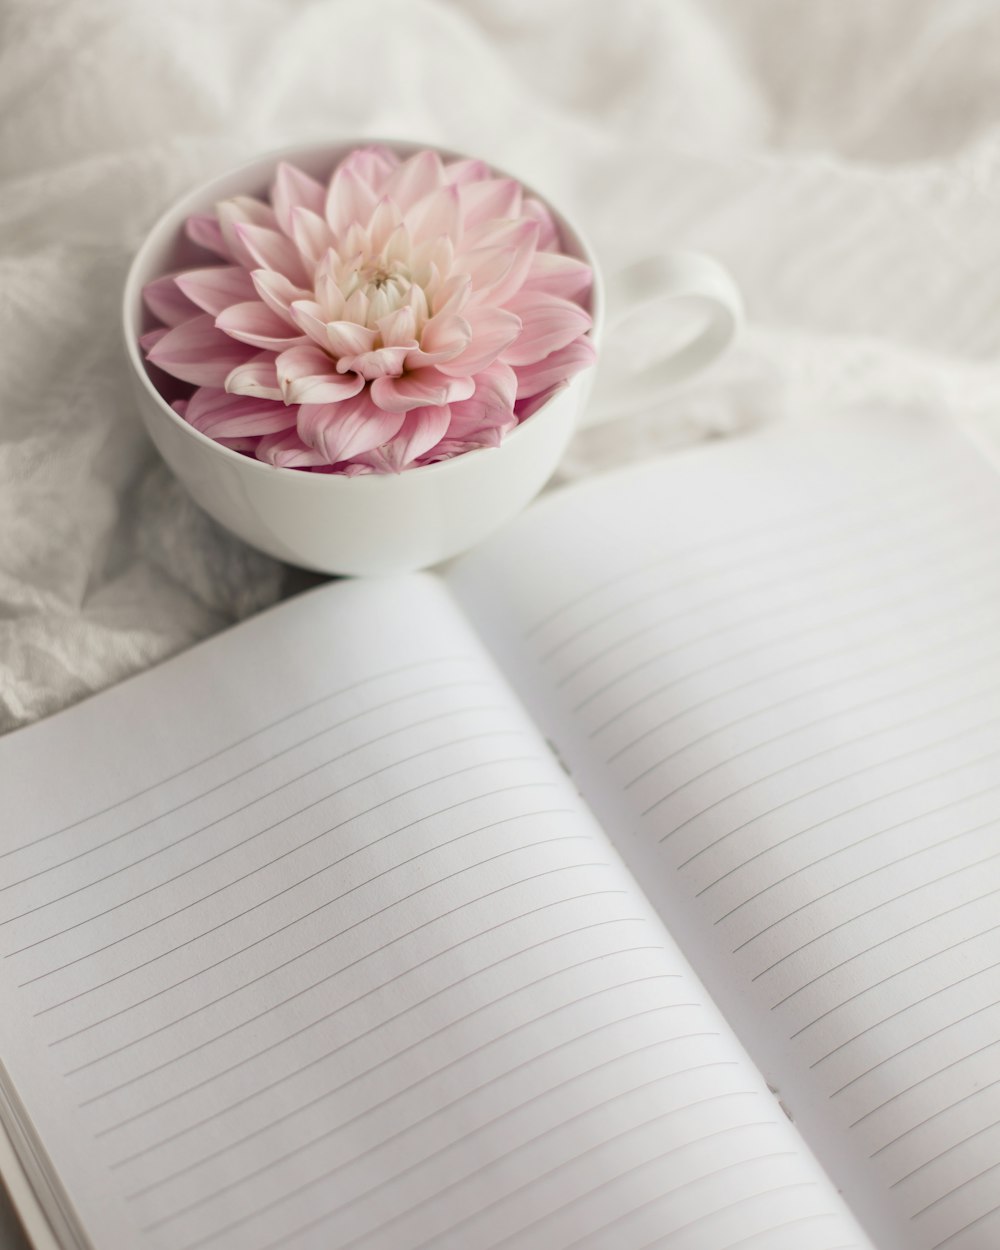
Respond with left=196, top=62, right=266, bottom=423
left=2, top=0, right=1000, bottom=740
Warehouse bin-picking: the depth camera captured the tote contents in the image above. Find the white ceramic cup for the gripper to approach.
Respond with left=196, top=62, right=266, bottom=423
left=123, top=140, right=743, bottom=576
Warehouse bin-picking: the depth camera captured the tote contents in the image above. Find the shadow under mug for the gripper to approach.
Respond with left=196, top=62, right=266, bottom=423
left=122, top=140, right=743, bottom=576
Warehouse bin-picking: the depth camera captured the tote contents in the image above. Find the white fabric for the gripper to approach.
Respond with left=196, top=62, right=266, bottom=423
left=3, top=0, right=1000, bottom=737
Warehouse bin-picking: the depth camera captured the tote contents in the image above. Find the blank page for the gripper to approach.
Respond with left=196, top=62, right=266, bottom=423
left=448, top=413, right=1000, bottom=1250
left=0, top=575, right=868, bottom=1250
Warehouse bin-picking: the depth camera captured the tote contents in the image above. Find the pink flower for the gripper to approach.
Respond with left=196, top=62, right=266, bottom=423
left=141, top=147, right=596, bottom=472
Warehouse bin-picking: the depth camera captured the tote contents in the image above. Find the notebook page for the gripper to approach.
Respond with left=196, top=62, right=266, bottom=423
left=447, top=413, right=1000, bottom=1250
left=0, top=575, right=870, bottom=1250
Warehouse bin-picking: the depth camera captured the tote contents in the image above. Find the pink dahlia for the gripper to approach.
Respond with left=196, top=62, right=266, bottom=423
left=140, top=147, right=596, bottom=473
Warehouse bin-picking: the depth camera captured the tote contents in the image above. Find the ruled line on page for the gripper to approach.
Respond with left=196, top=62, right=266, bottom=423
left=911, top=1159, right=1000, bottom=1220
left=933, top=1202, right=1000, bottom=1250
left=658, top=704, right=1000, bottom=846
left=172, top=1066, right=747, bottom=1250
left=628, top=643, right=1000, bottom=797
left=485, top=1161, right=810, bottom=1250
left=64, top=857, right=592, bottom=1086
left=547, top=493, right=957, bottom=675
left=0, top=656, right=477, bottom=862
left=830, top=997, right=1000, bottom=1099
left=135, top=1019, right=720, bottom=1223
left=76, top=869, right=603, bottom=1106
left=570, top=531, right=999, bottom=717
left=91, top=911, right=643, bottom=1136
left=745, top=817, right=1000, bottom=959
left=552, top=487, right=986, bottom=682
left=601, top=583, right=1000, bottom=757
left=684, top=735, right=1000, bottom=886
left=33, top=809, right=587, bottom=1016
left=108, top=968, right=688, bottom=1174
left=620, top=1184, right=832, bottom=1250
left=714, top=781, right=1000, bottom=927
left=19, top=792, right=575, bottom=990
left=522, top=456, right=966, bottom=641
left=699, top=751, right=1000, bottom=903
left=587, top=571, right=1000, bottom=739
left=50, top=833, right=589, bottom=1050
left=8, top=762, right=553, bottom=962
left=0, top=711, right=519, bottom=930
left=335, top=1105, right=770, bottom=1250
left=762, top=860, right=1000, bottom=993
left=789, top=915, right=1000, bottom=1039
left=0, top=678, right=491, bottom=894
left=868, top=1075, right=1000, bottom=1159
left=716, top=1216, right=854, bottom=1250
left=123, top=1002, right=698, bottom=1203
left=853, top=1039, right=1000, bottom=1131
left=890, top=1111, right=1000, bottom=1187
left=573, top=1184, right=830, bottom=1250
left=285, top=1116, right=785, bottom=1250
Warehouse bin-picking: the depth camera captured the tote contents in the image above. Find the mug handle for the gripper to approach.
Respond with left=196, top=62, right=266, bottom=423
left=581, top=250, right=744, bottom=428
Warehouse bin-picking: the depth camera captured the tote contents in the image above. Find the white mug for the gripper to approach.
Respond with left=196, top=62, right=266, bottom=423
left=122, top=140, right=743, bottom=576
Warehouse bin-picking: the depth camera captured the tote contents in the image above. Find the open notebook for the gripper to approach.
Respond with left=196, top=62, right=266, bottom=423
left=2, top=413, right=999, bottom=1250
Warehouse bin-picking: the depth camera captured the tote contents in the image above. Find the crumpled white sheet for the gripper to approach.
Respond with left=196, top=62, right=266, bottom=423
left=3, top=0, right=1000, bottom=734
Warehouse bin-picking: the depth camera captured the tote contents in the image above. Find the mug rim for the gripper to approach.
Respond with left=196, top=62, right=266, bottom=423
left=121, top=137, right=604, bottom=488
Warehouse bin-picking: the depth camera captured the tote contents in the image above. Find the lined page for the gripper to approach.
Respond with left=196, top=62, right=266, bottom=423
left=0, top=575, right=869, bottom=1250
left=448, top=413, right=1000, bottom=1250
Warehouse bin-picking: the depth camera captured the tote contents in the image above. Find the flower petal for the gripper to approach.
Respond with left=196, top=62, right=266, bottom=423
left=215, top=301, right=307, bottom=350
left=521, top=251, right=593, bottom=301
left=146, top=314, right=255, bottom=386
left=500, top=291, right=592, bottom=366
left=256, top=429, right=328, bottom=468
left=139, top=326, right=169, bottom=352
left=325, top=321, right=377, bottom=358
left=370, top=367, right=474, bottom=413
left=275, top=345, right=365, bottom=405
left=325, top=165, right=378, bottom=238
left=458, top=178, right=522, bottom=228
left=444, top=361, right=517, bottom=439
left=368, top=198, right=402, bottom=254
left=216, top=195, right=279, bottom=267
left=315, top=271, right=347, bottom=321
left=405, top=185, right=461, bottom=245
left=443, top=158, right=492, bottom=185
left=233, top=222, right=310, bottom=285
left=523, top=196, right=560, bottom=250
left=435, top=307, right=522, bottom=377
left=464, top=221, right=539, bottom=306
left=337, top=346, right=412, bottom=380
left=225, top=351, right=283, bottom=401
left=429, top=273, right=471, bottom=321
left=377, top=306, right=417, bottom=348
left=142, top=273, right=199, bottom=327
left=338, top=145, right=399, bottom=194
left=376, top=405, right=452, bottom=470
left=297, top=390, right=405, bottom=463
left=382, top=150, right=445, bottom=211
left=186, top=213, right=230, bottom=258
left=460, top=215, right=537, bottom=252
left=290, top=206, right=333, bottom=265
left=342, top=289, right=370, bottom=325
left=218, top=435, right=263, bottom=453
left=271, top=161, right=326, bottom=236
left=251, top=269, right=310, bottom=321
left=185, top=387, right=297, bottom=437
left=403, top=311, right=471, bottom=369
left=289, top=299, right=336, bottom=348
left=512, top=336, right=597, bottom=398
left=174, top=266, right=258, bottom=316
